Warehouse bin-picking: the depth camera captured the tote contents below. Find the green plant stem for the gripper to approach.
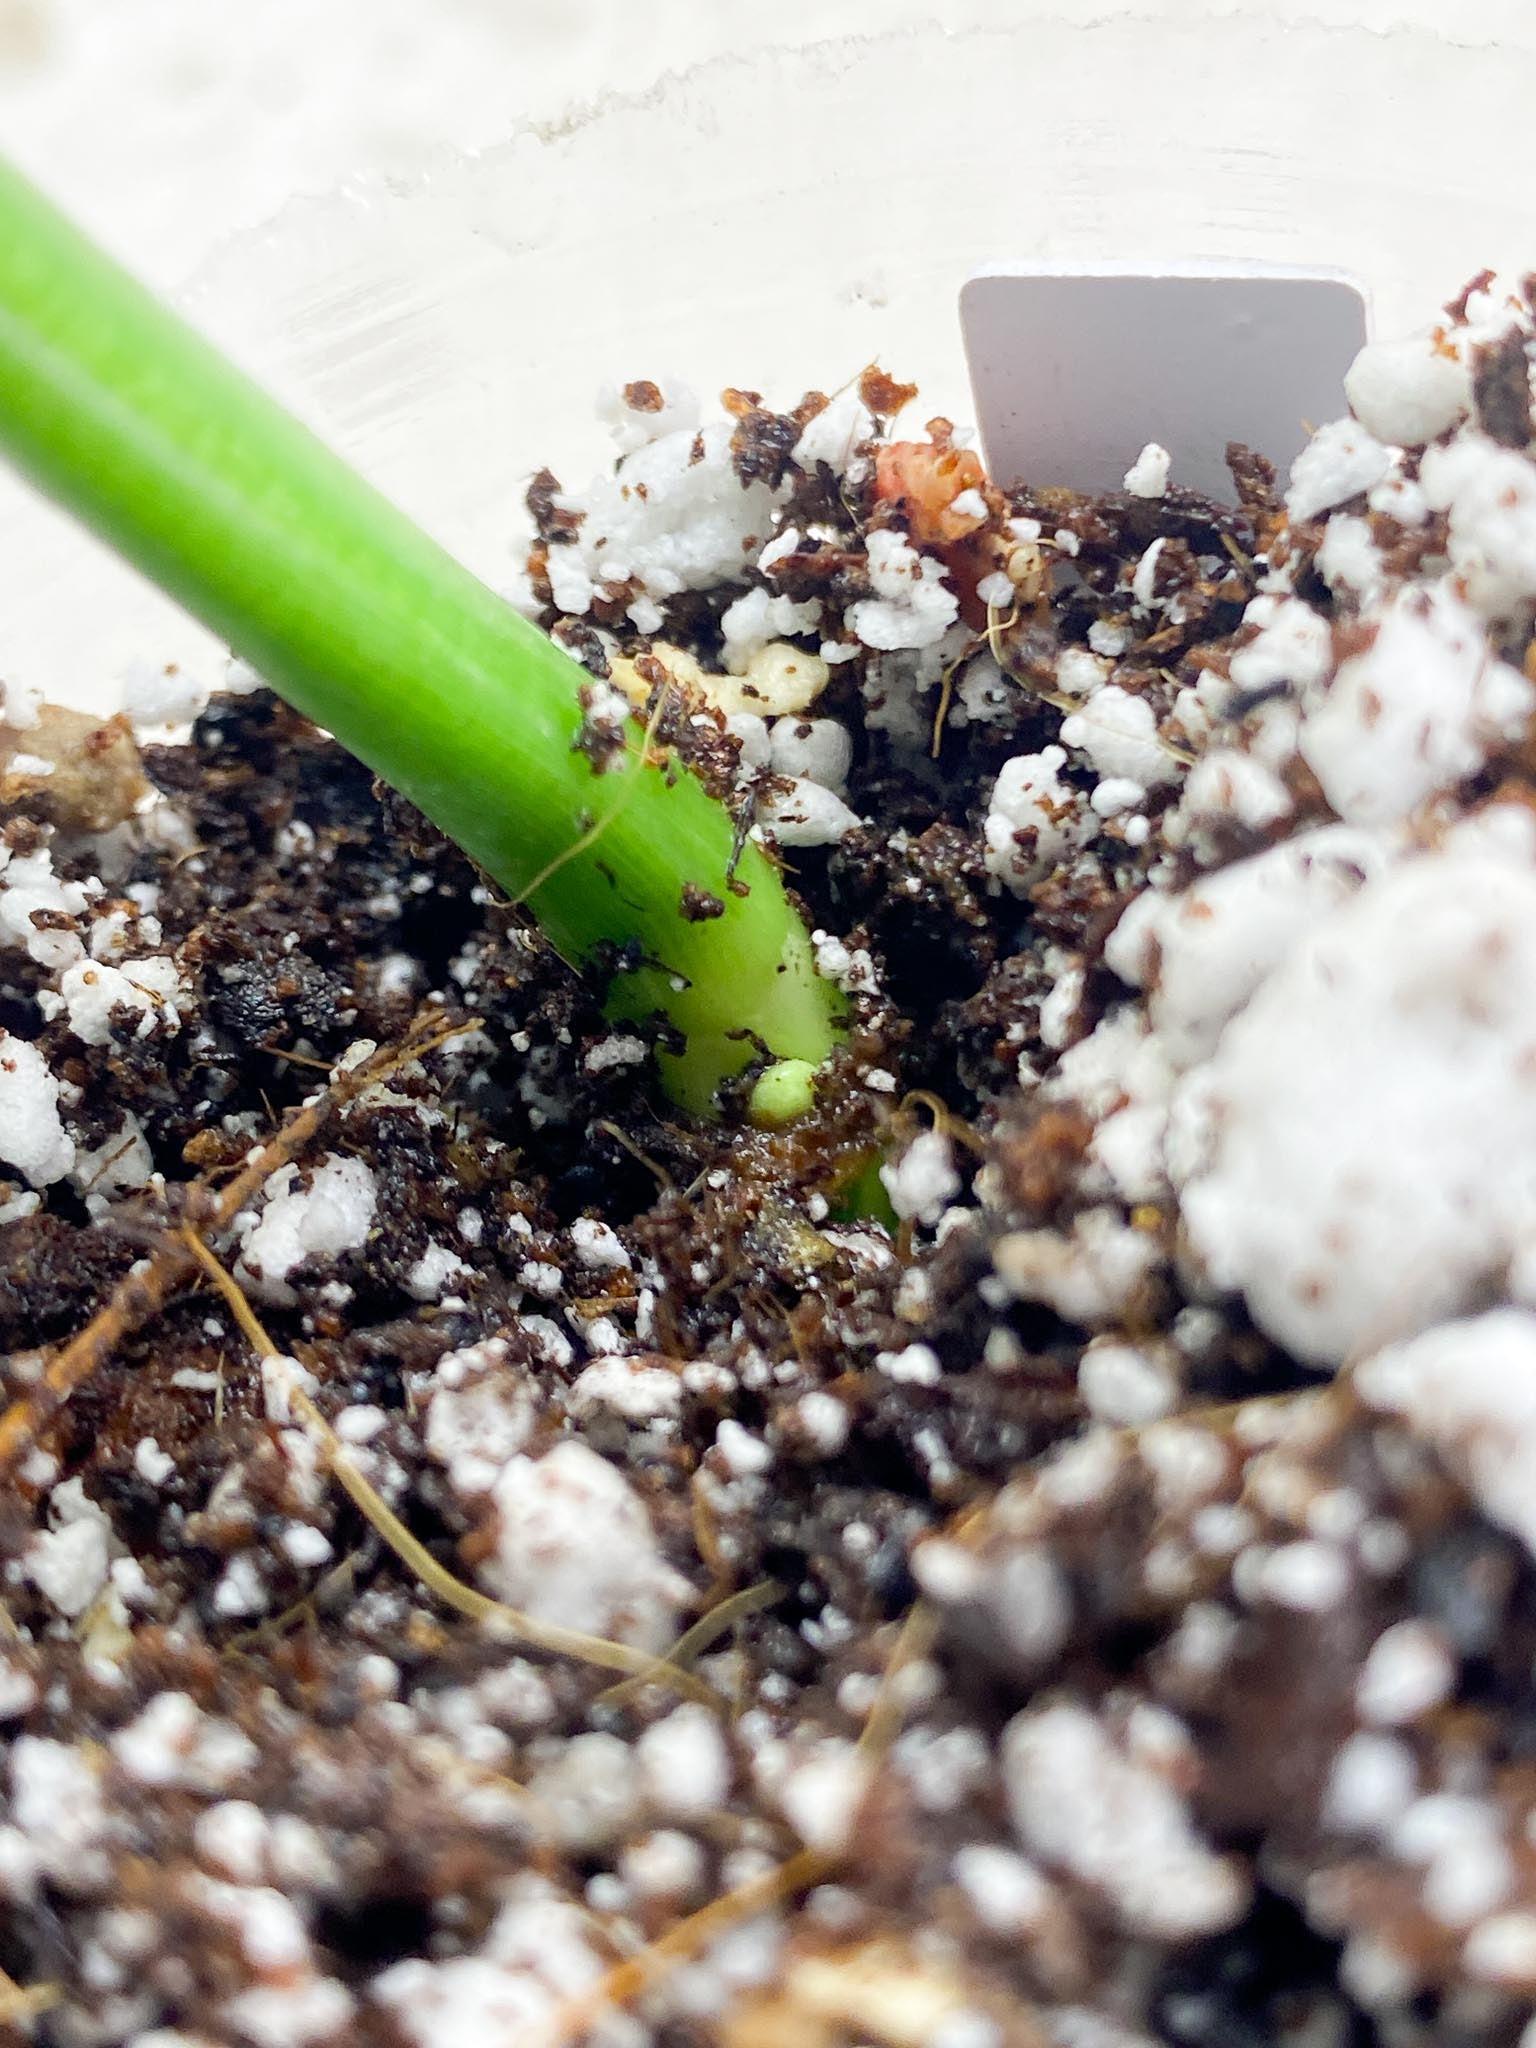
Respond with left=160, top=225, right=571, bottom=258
left=0, top=160, right=843, bottom=1114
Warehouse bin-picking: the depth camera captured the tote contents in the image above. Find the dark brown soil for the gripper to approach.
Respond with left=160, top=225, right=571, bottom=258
left=0, top=407, right=1530, bottom=2048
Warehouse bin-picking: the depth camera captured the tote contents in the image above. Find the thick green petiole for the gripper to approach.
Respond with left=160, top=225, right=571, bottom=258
left=0, top=161, right=843, bottom=1114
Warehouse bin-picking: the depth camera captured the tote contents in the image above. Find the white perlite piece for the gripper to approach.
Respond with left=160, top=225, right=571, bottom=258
left=10, top=1736, right=106, bottom=1881
left=1344, top=330, right=1474, bottom=449
left=0, top=1659, right=36, bottom=1723
left=703, top=639, right=831, bottom=719
left=756, top=778, right=862, bottom=849
left=55, top=955, right=185, bottom=1045
left=1105, top=826, right=1392, bottom=1070
left=1298, top=584, right=1531, bottom=827
left=71, top=1112, right=155, bottom=1207
left=1285, top=417, right=1394, bottom=525
left=121, top=660, right=211, bottom=734
left=484, top=1440, right=687, bottom=1651
left=1131, top=538, right=1167, bottom=611
left=1059, top=686, right=1177, bottom=792
left=112, top=1691, right=259, bottom=1791
left=1420, top=431, right=1536, bottom=626
left=1355, top=1311, right=1536, bottom=1563
left=582, top=1033, right=646, bottom=1076
left=556, top=420, right=778, bottom=615
left=1325, top=1732, right=1419, bottom=1837
left=0, top=676, right=42, bottom=731
left=757, top=525, right=802, bottom=575
left=811, top=929, right=877, bottom=997
left=373, top=1954, right=555, bottom=2048
left=993, top=1211, right=1158, bottom=1327
left=235, top=1154, right=377, bottom=1307
left=636, top=1702, right=732, bottom=1820
left=980, top=1546, right=1074, bottom=1670
left=1123, top=443, right=1171, bottom=499
left=1079, top=1341, right=1176, bottom=1426
left=425, top=1350, right=532, bottom=1497
left=568, top=1354, right=684, bottom=1423
left=596, top=376, right=701, bottom=456
left=1355, top=1621, right=1457, bottom=1726
left=769, top=716, right=853, bottom=792
left=1226, top=594, right=1333, bottom=701
left=719, top=588, right=823, bottom=673
left=848, top=528, right=962, bottom=651
left=1002, top=1701, right=1247, bottom=1940
left=223, top=1978, right=356, bottom=2047
left=1039, top=955, right=1084, bottom=1051
left=952, top=1844, right=1051, bottom=1934
left=1048, top=1007, right=1177, bottom=1207
left=1315, top=513, right=1387, bottom=605
left=1055, top=650, right=1109, bottom=702
left=1391, top=1791, right=1514, bottom=1931
left=880, top=1128, right=961, bottom=1226
left=1172, top=748, right=1293, bottom=837
left=984, top=747, right=1087, bottom=892
left=569, top=1216, right=630, bottom=1271
left=622, top=1827, right=706, bottom=1902
left=1255, top=1540, right=1350, bottom=1612
left=0, top=842, right=93, bottom=971
left=405, top=1242, right=473, bottom=1303
left=213, top=1553, right=268, bottom=1620
left=0, top=1031, right=74, bottom=1186
left=777, top=1740, right=871, bottom=1854
left=1465, top=1914, right=1536, bottom=1986
left=25, top=1478, right=114, bottom=1617
left=526, top=1732, right=641, bottom=1851
left=793, top=388, right=875, bottom=477
left=1172, top=832, right=1536, bottom=1363
left=376, top=1882, right=605, bottom=2047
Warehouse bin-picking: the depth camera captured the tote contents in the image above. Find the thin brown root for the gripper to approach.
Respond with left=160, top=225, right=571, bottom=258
left=223, top=1550, right=362, bottom=1658
left=854, top=1599, right=939, bottom=1760
left=595, top=1577, right=783, bottom=1710
left=590, top=1120, right=674, bottom=1194
left=549, top=1846, right=833, bottom=2047
left=986, top=599, right=1197, bottom=768
left=74, top=1130, right=140, bottom=1196
left=1220, top=529, right=1255, bottom=575
left=258, top=1042, right=336, bottom=1071
left=929, top=633, right=983, bottom=760
left=0, top=1017, right=481, bottom=1477
left=417, top=1733, right=534, bottom=1818
left=180, top=1232, right=722, bottom=1708
left=897, top=1089, right=987, bottom=1160
left=0, top=1967, right=60, bottom=2029
left=690, top=1473, right=729, bottom=1589
left=984, top=600, right=1026, bottom=683
left=548, top=1593, right=936, bottom=2043
left=185, top=1231, right=277, bottom=1357
left=508, top=684, right=671, bottom=909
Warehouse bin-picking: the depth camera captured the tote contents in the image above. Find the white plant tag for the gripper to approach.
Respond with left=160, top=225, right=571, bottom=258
left=961, top=263, right=1370, bottom=501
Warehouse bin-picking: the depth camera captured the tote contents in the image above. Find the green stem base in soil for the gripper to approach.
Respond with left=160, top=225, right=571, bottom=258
left=0, top=159, right=843, bottom=1115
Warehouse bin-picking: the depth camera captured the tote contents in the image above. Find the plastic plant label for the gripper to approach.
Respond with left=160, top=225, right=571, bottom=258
left=961, top=263, right=1370, bottom=501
